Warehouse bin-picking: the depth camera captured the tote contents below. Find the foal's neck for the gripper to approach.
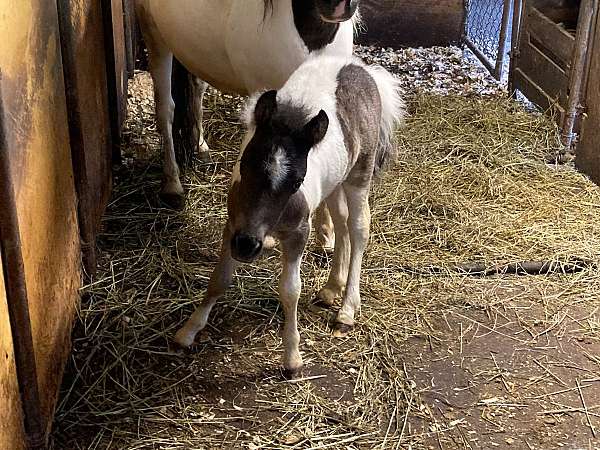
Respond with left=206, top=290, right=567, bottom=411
left=291, top=0, right=340, bottom=52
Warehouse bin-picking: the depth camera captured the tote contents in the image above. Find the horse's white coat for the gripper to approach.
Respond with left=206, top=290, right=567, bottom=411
left=144, top=0, right=354, bottom=95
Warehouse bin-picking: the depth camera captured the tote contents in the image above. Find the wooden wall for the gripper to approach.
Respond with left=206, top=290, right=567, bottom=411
left=576, top=5, right=600, bottom=181
left=0, top=1, right=82, bottom=443
left=0, top=259, right=26, bottom=450
left=357, top=0, right=466, bottom=47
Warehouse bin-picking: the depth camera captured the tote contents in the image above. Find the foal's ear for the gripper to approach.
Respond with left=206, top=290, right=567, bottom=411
left=302, top=110, right=329, bottom=148
left=254, top=90, right=278, bottom=126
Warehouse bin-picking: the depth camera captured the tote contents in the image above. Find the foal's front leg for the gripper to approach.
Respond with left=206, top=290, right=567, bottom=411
left=278, top=225, right=309, bottom=376
left=174, top=227, right=239, bottom=347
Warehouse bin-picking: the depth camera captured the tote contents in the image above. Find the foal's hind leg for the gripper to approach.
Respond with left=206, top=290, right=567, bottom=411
left=192, top=77, right=211, bottom=162
left=314, top=204, right=335, bottom=252
left=147, top=47, right=185, bottom=208
left=175, top=227, right=239, bottom=347
left=314, top=187, right=350, bottom=307
left=333, top=183, right=371, bottom=338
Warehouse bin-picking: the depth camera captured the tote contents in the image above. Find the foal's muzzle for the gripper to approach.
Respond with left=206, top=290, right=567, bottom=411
left=320, top=0, right=358, bottom=23
left=231, top=233, right=263, bottom=262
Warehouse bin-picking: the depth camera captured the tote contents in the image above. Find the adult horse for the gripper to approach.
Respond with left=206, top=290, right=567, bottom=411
left=134, top=0, right=360, bottom=246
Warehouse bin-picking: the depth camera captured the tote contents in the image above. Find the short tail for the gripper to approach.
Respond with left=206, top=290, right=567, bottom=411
left=365, top=65, right=405, bottom=176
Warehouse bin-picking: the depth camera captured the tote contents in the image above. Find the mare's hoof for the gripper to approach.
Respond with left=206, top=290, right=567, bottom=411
left=159, top=191, right=186, bottom=210
left=332, top=322, right=354, bottom=338
left=197, top=151, right=212, bottom=164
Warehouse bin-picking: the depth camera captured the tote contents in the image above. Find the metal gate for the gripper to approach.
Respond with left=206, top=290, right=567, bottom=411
left=464, top=0, right=514, bottom=80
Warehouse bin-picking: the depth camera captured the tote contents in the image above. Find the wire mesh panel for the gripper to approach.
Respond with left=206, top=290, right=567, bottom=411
left=465, top=0, right=513, bottom=80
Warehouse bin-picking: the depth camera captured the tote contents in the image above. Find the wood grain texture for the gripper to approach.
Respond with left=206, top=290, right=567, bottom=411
left=0, top=0, right=81, bottom=439
left=58, top=0, right=113, bottom=274
left=0, top=258, right=26, bottom=450
left=357, top=0, right=465, bottom=47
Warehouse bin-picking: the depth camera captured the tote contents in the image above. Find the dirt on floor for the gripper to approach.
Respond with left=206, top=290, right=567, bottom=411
left=50, top=47, right=600, bottom=450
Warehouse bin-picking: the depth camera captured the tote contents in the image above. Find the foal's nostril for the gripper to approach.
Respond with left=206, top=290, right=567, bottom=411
left=232, top=233, right=263, bottom=260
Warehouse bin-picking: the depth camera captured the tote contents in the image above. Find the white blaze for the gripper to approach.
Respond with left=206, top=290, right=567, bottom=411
left=267, top=147, right=290, bottom=190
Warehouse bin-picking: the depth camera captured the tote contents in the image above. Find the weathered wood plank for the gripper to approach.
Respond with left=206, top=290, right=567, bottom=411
left=103, top=0, right=128, bottom=156
left=518, top=33, right=570, bottom=105
left=357, top=0, right=465, bottom=47
left=0, top=258, right=26, bottom=450
left=528, top=6, right=575, bottom=68
left=513, top=68, right=566, bottom=115
left=576, top=9, right=600, bottom=182
left=0, top=0, right=81, bottom=441
left=57, top=0, right=113, bottom=275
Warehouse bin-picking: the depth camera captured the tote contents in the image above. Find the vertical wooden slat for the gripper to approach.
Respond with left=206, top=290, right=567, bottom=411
left=0, top=97, right=33, bottom=450
left=57, top=0, right=113, bottom=275
left=102, top=0, right=128, bottom=163
left=0, top=0, right=81, bottom=443
left=576, top=6, right=600, bottom=182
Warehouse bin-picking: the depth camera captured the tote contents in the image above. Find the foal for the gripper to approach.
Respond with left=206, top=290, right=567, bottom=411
left=175, top=56, right=404, bottom=375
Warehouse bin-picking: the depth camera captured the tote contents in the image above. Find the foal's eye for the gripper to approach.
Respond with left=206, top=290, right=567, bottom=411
left=292, top=179, right=303, bottom=191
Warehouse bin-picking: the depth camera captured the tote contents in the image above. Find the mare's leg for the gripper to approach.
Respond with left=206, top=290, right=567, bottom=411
left=314, top=204, right=335, bottom=252
left=333, top=183, right=371, bottom=337
left=278, top=225, right=309, bottom=376
left=174, top=227, right=239, bottom=347
left=146, top=43, right=184, bottom=208
left=192, top=77, right=211, bottom=162
left=314, top=187, right=350, bottom=307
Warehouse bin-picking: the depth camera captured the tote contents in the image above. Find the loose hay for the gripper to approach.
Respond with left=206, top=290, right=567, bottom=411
left=51, top=48, right=600, bottom=449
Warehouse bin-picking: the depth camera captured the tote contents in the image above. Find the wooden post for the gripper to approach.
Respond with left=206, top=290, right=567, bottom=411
left=0, top=82, right=45, bottom=450
left=575, top=2, right=600, bottom=182
left=561, top=0, right=596, bottom=149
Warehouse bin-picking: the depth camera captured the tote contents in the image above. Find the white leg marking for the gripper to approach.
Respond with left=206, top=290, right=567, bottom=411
left=335, top=183, right=371, bottom=334
left=175, top=228, right=238, bottom=347
left=316, top=187, right=350, bottom=306
left=279, top=231, right=308, bottom=373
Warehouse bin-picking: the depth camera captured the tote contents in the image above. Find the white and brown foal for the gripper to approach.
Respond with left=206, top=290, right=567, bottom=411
left=175, top=56, right=404, bottom=376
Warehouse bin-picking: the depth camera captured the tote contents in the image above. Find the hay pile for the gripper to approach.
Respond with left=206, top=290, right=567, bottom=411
left=51, top=49, right=600, bottom=449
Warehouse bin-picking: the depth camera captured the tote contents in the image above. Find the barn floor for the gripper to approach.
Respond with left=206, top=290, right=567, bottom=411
left=51, top=47, right=600, bottom=449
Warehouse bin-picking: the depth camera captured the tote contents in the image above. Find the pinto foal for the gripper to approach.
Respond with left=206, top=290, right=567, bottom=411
left=175, top=56, right=404, bottom=375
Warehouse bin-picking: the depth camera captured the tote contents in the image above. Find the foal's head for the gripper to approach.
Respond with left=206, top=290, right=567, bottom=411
left=229, top=90, right=329, bottom=263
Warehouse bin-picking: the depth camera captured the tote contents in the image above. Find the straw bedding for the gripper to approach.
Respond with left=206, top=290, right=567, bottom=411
left=50, top=46, right=600, bottom=449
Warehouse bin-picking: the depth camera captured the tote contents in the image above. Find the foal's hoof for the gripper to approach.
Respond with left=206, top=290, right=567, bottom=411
left=313, top=288, right=337, bottom=308
left=282, top=365, right=304, bottom=380
left=332, top=322, right=354, bottom=338
left=174, top=328, right=196, bottom=348
left=159, top=191, right=186, bottom=210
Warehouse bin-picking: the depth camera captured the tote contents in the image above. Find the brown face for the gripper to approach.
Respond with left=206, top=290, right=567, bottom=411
left=228, top=91, right=328, bottom=263
left=316, top=0, right=359, bottom=23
